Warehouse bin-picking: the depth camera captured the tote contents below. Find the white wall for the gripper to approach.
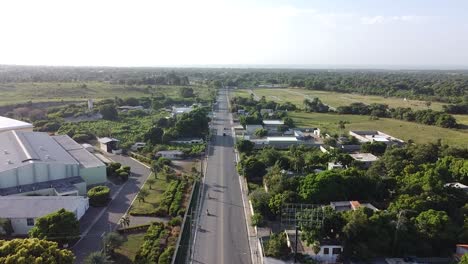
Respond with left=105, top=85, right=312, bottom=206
left=80, top=166, right=107, bottom=186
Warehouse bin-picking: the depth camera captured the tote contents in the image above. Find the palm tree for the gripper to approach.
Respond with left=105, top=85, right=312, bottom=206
left=137, top=189, right=149, bottom=203
left=84, top=251, right=109, bottom=264
left=146, top=178, right=156, bottom=190
left=103, top=232, right=125, bottom=256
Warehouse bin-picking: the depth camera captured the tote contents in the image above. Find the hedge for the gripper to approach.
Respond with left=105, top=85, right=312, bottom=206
left=88, top=186, right=110, bottom=207
left=134, top=223, right=167, bottom=264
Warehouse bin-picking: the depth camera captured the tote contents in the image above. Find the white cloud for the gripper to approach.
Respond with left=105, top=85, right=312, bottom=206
left=360, top=15, right=423, bottom=25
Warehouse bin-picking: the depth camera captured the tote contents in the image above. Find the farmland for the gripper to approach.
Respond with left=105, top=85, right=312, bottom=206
left=233, top=87, right=446, bottom=111
left=289, top=111, right=468, bottom=147
left=0, top=81, right=215, bottom=106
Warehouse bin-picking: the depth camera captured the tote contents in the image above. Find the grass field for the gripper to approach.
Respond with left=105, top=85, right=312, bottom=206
left=0, top=81, right=214, bottom=106
left=114, top=233, right=146, bottom=263
left=129, top=173, right=170, bottom=215
left=234, top=88, right=446, bottom=111
left=289, top=111, right=468, bottom=147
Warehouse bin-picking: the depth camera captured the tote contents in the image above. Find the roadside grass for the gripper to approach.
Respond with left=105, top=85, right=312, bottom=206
left=0, top=81, right=214, bottom=106
left=129, top=172, right=170, bottom=215
left=234, top=88, right=446, bottom=111
left=289, top=111, right=468, bottom=147
left=113, top=232, right=146, bottom=263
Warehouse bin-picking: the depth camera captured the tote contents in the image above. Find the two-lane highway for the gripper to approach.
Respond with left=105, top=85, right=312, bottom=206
left=192, top=89, right=251, bottom=264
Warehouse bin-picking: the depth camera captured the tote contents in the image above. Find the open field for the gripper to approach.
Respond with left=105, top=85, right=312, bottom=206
left=289, top=111, right=468, bottom=147
left=233, top=88, right=446, bottom=111
left=129, top=173, right=170, bottom=215
left=454, top=114, right=468, bottom=126
left=114, top=232, right=146, bottom=263
left=0, top=81, right=214, bottom=106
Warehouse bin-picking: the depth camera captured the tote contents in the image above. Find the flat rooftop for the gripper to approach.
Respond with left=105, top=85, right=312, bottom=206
left=350, top=153, right=379, bottom=162
left=0, top=116, right=33, bottom=132
left=267, top=136, right=298, bottom=142
left=0, top=176, right=84, bottom=196
left=0, top=196, right=88, bottom=218
left=263, top=120, right=284, bottom=125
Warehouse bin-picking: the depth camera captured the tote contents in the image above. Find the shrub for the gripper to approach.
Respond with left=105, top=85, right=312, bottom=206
left=119, top=171, right=129, bottom=181
left=158, top=246, right=175, bottom=264
left=154, top=207, right=168, bottom=217
left=88, top=186, right=111, bottom=207
left=168, top=216, right=182, bottom=227
left=251, top=213, right=264, bottom=227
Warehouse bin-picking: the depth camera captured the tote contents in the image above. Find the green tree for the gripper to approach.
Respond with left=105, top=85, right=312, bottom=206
left=144, top=126, right=164, bottom=145
left=414, top=209, right=450, bottom=239
left=29, top=209, right=79, bottom=244
left=254, top=128, right=268, bottom=137
left=84, top=251, right=109, bottom=264
left=264, top=232, right=290, bottom=259
left=103, top=232, right=125, bottom=256
left=0, top=238, right=75, bottom=263
left=99, top=104, right=118, bottom=120
left=236, top=139, right=254, bottom=154
left=241, top=156, right=267, bottom=181
left=179, top=87, right=194, bottom=98
left=460, top=254, right=468, bottom=264
left=146, top=178, right=156, bottom=190
left=138, top=189, right=150, bottom=203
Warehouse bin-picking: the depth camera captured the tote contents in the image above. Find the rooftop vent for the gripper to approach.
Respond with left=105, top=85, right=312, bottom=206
left=6, top=159, right=12, bottom=164
left=3, top=150, right=8, bottom=154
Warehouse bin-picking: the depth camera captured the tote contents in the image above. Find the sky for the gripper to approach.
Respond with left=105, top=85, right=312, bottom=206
left=0, top=0, right=467, bottom=68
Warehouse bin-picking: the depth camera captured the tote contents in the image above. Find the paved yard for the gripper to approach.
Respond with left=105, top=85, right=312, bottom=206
left=72, top=154, right=151, bottom=263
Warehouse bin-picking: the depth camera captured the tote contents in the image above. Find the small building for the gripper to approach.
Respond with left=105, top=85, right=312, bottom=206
left=328, top=162, right=344, bottom=170
left=284, top=230, right=343, bottom=263
left=117, top=105, right=144, bottom=112
left=263, top=120, right=284, bottom=133
left=237, top=109, right=246, bottom=115
left=0, top=196, right=89, bottom=235
left=0, top=116, right=33, bottom=133
left=349, top=130, right=404, bottom=146
left=444, top=182, right=468, bottom=193
left=98, top=137, right=120, bottom=153
left=245, top=124, right=264, bottom=135
left=349, top=153, right=379, bottom=168
left=170, top=138, right=204, bottom=144
left=330, top=201, right=379, bottom=212
left=172, top=106, right=193, bottom=117
left=156, top=150, right=184, bottom=160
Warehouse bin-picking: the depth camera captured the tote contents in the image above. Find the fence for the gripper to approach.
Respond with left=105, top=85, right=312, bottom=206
left=172, top=180, right=201, bottom=264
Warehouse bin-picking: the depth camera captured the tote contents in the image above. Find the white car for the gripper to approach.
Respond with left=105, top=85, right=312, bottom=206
left=131, top=142, right=146, bottom=151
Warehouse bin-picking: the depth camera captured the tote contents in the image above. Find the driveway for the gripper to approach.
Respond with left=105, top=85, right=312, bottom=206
left=72, top=155, right=151, bottom=263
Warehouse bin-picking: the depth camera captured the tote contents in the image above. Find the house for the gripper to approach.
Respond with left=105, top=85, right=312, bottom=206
left=284, top=230, right=343, bottom=263
left=349, top=130, right=404, bottom=146
left=117, top=105, right=145, bottom=112
left=0, top=131, right=107, bottom=196
left=172, top=106, right=193, bottom=117
left=330, top=201, right=379, bottom=212
left=349, top=153, right=379, bottom=168
left=245, top=124, right=264, bottom=135
left=328, top=162, right=344, bottom=170
left=98, top=137, right=120, bottom=153
left=251, top=135, right=320, bottom=149
left=444, top=182, right=468, bottom=193
left=170, top=138, right=204, bottom=144
left=156, top=150, right=184, bottom=160
left=263, top=120, right=284, bottom=133
left=237, top=109, right=246, bottom=115
left=0, top=116, right=33, bottom=133
left=0, top=196, right=89, bottom=235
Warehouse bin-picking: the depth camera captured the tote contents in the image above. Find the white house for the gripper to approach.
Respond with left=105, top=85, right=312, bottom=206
left=444, top=182, right=468, bottom=193
left=156, top=150, right=184, bottom=160
left=0, top=196, right=89, bottom=235
left=349, top=153, right=379, bottom=168
left=0, top=116, right=33, bottom=133
left=172, top=106, right=194, bottom=117
left=0, top=131, right=107, bottom=196
left=349, top=130, right=404, bottom=146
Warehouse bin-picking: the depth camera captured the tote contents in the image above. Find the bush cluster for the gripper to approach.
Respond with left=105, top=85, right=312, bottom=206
left=88, top=186, right=111, bottom=207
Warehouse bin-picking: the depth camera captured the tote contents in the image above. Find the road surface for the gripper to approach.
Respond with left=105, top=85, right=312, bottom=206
left=192, top=88, right=251, bottom=264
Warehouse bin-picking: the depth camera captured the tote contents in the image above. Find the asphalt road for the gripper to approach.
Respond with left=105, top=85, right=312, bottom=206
left=192, top=89, right=251, bottom=264
left=72, top=155, right=151, bottom=263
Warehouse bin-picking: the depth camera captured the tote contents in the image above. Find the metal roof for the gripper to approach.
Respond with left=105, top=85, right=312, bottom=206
left=53, top=135, right=104, bottom=168
left=0, top=196, right=88, bottom=218
left=98, top=137, right=119, bottom=144
left=0, top=116, right=33, bottom=132
left=263, top=120, right=284, bottom=125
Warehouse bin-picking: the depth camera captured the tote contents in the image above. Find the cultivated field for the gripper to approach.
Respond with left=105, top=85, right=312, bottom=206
left=289, top=111, right=468, bottom=147
left=234, top=88, right=446, bottom=111
left=0, top=81, right=214, bottom=105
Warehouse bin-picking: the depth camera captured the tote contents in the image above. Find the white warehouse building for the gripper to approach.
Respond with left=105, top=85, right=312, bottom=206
left=0, top=131, right=107, bottom=196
